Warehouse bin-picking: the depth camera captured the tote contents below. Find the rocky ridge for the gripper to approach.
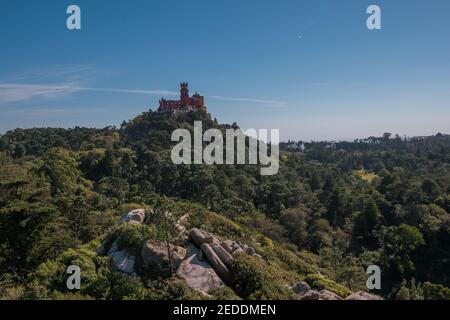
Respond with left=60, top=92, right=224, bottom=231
left=101, top=209, right=384, bottom=300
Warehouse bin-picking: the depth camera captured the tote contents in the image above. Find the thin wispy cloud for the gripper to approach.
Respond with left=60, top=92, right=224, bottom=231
left=1, top=65, right=96, bottom=104
left=0, top=107, right=104, bottom=116
left=1, top=65, right=287, bottom=108
left=0, top=82, right=287, bottom=108
left=208, top=95, right=289, bottom=108
left=10, top=65, right=97, bottom=83
left=0, top=83, right=179, bottom=105
left=0, top=83, right=82, bottom=104
left=78, top=87, right=178, bottom=96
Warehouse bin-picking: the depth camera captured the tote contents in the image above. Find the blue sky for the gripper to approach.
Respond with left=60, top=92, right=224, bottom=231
left=1, top=0, right=450, bottom=141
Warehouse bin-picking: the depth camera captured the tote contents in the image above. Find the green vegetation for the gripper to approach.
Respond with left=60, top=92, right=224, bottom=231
left=1, top=110, right=450, bottom=300
left=231, top=253, right=295, bottom=300
left=304, top=274, right=352, bottom=298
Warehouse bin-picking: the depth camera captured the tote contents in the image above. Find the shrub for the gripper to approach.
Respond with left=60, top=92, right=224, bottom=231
left=210, top=287, right=241, bottom=300
left=423, top=282, right=450, bottom=300
left=107, top=271, right=145, bottom=300
left=187, top=210, right=243, bottom=239
left=141, top=278, right=201, bottom=300
left=52, top=292, right=94, bottom=300
left=114, top=223, right=157, bottom=253
left=231, top=253, right=294, bottom=300
left=304, top=274, right=352, bottom=298
left=274, top=246, right=317, bottom=276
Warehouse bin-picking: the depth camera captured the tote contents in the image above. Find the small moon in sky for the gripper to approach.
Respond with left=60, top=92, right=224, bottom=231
left=298, top=35, right=303, bottom=39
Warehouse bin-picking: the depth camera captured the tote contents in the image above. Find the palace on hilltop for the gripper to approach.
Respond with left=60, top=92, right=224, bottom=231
left=158, top=82, right=207, bottom=113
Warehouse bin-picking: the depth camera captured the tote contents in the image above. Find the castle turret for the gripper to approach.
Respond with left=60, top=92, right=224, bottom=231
left=180, top=82, right=189, bottom=104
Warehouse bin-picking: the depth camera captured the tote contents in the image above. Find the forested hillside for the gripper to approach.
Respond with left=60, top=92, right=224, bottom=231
left=1, top=109, right=449, bottom=300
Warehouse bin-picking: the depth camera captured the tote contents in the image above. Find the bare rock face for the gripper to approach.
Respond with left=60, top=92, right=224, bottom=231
left=319, top=290, right=343, bottom=300
left=201, top=243, right=232, bottom=284
left=108, top=241, right=136, bottom=275
left=189, top=228, right=219, bottom=247
left=141, top=240, right=186, bottom=271
left=176, top=246, right=224, bottom=296
left=345, top=291, right=384, bottom=300
left=291, top=281, right=311, bottom=295
left=211, top=243, right=234, bottom=269
left=299, top=290, right=320, bottom=300
left=119, top=209, right=146, bottom=224
left=185, top=228, right=264, bottom=289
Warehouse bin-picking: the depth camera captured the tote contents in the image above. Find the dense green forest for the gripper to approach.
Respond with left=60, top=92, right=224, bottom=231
left=1, top=109, right=449, bottom=300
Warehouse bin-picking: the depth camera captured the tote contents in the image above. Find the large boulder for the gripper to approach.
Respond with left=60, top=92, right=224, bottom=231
left=189, top=228, right=219, bottom=247
left=345, top=291, right=383, bottom=300
left=176, top=246, right=224, bottom=296
left=211, top=243, right=234, bottom=269
left=119, top=209, right=146, bottom=224
left=141, top=240, right=186, bottom=271
left=108, top=241, right=136, bottom=275
left=299, top=290, right=320, bottom=300
left=291, top=281, right=311, bottom=295
left=201, top=243, right=232, bottom=284
left=319, top=290, right=343, bottom=300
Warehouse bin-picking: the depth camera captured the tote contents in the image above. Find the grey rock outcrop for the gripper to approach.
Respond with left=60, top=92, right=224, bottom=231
left=201, top=243, right=232, bottom=284
left=176, top=246, right=224, bottom=296
left=319, top=290, right=343, bottom=300
left=141, top=240, right=186, bottom=271
left=185, top=228, right=265, bottom=288
left=119, top=209, right=146, bottom=224
left=345, top=291, right=383, bottom=300
left=107, top=241, right=136, bottom=275
left=299, top=290, right=320, bottom=300
left=189, top=228, right=219, bottom=247
left=291, top=281, right=311, bottom=295
left=211, top=243, right=234, bottom=269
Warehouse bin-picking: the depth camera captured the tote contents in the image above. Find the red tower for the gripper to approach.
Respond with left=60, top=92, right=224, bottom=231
left=180, top=82, right=189, bottom=104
